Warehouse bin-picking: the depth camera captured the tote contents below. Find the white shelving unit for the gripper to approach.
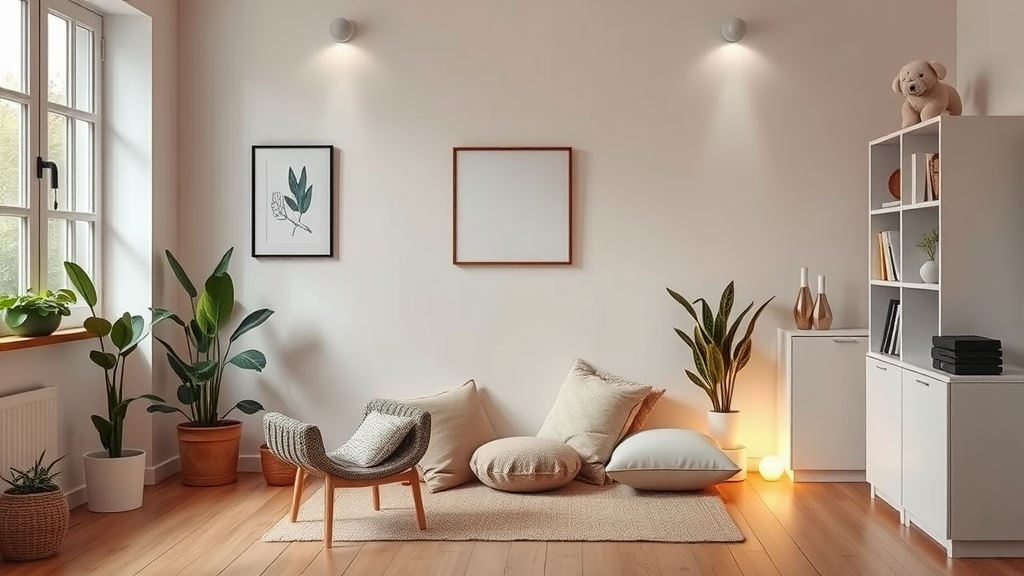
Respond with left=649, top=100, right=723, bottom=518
left=865, top=115, right=1024, bottom=558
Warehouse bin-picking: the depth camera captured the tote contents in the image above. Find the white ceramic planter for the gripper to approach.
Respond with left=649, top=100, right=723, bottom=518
left=920, top=260, right=939, bottom=284
left=707, top=411, right=741, bottom=449
left=83, top=449, right=146, bottom=513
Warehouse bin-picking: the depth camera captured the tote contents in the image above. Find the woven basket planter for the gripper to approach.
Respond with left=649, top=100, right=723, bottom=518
left=260, top=444, right=297, bottom=486
left=0, top=489, right=69, bottom=561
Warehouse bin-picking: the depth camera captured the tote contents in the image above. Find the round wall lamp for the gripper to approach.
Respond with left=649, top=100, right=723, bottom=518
left=330, top=18, right=356, bottom=43
left=721, top=17, right=747, bottom=43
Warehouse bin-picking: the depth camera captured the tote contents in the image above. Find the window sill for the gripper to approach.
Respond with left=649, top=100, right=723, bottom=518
left=0, top=328, right=92, bottom=353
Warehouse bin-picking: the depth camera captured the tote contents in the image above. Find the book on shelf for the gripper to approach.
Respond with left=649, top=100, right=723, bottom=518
left=928, top=153, right=940, bottom=200
left=910, top=153, right=928, bottom=203
left=931, top=347, right=1002, bottom=362
left=888, top=305, right=901, bottom=355
left=880, top=200, right=901, bottom=208
left=932, top=334, right=1001, bottom=351
left=933, top=359, right=1002, bottom=375
left=880, top=298, right=899, bottom=354
left=875, top=231, right=900, bottom=281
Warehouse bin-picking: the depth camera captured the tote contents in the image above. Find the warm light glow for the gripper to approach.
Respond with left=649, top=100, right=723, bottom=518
left=758, top=455, right=784, bottom=481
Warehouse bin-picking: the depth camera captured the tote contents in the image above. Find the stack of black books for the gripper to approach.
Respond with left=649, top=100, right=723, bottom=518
left=931, top=335, right=1002, bottom=375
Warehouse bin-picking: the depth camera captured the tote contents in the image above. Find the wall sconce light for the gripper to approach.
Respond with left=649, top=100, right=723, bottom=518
left=721, top=17, right=747, bottom=43
left=758, top=455, right=784, bottom=482
left=330, top=18, right=356, bottom=43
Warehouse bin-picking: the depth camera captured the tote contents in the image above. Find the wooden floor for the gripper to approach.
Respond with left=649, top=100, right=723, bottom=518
left=1, top=472, right=1023, bottom=575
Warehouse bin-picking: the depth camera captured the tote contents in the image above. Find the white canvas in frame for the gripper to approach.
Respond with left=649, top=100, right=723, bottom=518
left=252, top=145, right=334, bottom=257
left=453, top=147, right=572, bottom=265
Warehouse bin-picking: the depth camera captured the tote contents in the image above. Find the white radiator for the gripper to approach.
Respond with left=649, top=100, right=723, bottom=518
left=0, top=387, right=59, bottom=486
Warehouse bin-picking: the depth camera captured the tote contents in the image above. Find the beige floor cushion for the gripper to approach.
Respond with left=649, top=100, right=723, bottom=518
left=399, top=380, right=497, bottom=493
left=537, top=358, right=652, bottom=485
left=606, top=428, right=739, bottom=491
left=471, top=436, right=581, bottom=493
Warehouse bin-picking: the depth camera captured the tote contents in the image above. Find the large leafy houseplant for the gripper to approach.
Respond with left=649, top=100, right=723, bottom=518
left=147, top=247, right=274, bottom=426
left=666, top=281, right=774, bottom=413
left=0, top=289, right=77, bottom=336
left=64, top=262, right=164, bottom=458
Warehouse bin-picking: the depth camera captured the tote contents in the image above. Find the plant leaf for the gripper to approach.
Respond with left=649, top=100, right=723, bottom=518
left=196, top=273, right=234, bottom=337
left=722, top=301, right=753, bottom=368
left=228, top=349, right=266, bottom=371
left=147, top=404, right=181, bottom=414
left=188, top=360, right=219, bottom=382
left=83, top=316, right=112, bottom=338
left=707, top=343, right=725, bottom=386
left=229, top=309, right=274, bottom=343
left=734, top=296, right=776, bottom=358
left=190, top=319, right=211, bottom=354
left=176, top=384, right=195, bottom=405
left=150, top=307, right=185, bottom=327
left=699, top=299, right=715, bottom=339
left=90, top=350, right=117, bottom=370
left=734, top=338, right=753, bottom=371
left=212, top=247, right=233, bottom=277
left=64, top=261, right=97, bottom=307
left=165, top=250, right=197, bottom=298
left=298, top=167, right=307, bottom=199
left=110, top=313, right=133, bottom=349
left=285, top=196, right=299, bottom=212
left=3, top=310, right=27, bottom=328
left=288, top=167, right=299, bottom=196
left=91, top=415, right=112, bottom=450
left=666, top=287, right=701, bottom=324
left=234, top=399, right=264, bottom=414
left=299, top=185, right=313, bottom=213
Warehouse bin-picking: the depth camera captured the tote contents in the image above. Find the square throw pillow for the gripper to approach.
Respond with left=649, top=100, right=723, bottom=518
left=624, top=387, right=666, bottom=436
left=536, top=358, right=652, bottom=485
left=399, top=380, right=497, bottom=493
left=606, top=428, right=740, bottom=491
left=334, top=411, right=416, bottom=468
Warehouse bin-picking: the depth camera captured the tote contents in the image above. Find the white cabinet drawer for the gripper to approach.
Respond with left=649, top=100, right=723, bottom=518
left=902, top=370, right=948, bottom=539
left=866, top=357, right=902, bottom=507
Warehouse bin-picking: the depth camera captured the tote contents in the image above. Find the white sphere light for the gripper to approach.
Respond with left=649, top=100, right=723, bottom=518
left=330, top=18, right=356, bottom=43
left=721, top=17, right=747, bottom=43
left=758, top=455, right=784, bottom=482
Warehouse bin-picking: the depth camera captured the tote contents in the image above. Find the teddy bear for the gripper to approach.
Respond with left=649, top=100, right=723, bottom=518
left=892, top=60, right=963, bottom=128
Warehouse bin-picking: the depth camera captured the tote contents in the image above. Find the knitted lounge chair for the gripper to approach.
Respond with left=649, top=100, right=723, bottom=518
left=263, top=400, right=431, bottom=548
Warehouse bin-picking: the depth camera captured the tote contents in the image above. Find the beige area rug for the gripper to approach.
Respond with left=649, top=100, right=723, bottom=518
left=262, top=480, right=744, bottom=543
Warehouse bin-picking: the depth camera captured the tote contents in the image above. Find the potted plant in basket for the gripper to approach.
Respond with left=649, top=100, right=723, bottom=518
left=64, top=262, right=164, bottom=512
left=666, top=281, right=774, bottom=449
left=0, top=289, right=77, bottom=336
left=0, top=451, right=69, bottom=561
left=147, top=247, right=274, bottom=486
left=916, top=227, right=939, bottom=284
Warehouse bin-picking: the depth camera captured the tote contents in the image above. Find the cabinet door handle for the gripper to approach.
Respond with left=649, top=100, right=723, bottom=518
left=832, top=338, right=862, bottom=343
left=874, top=365, right=888, bottom=371
left=915, top=379, right=931, bottom=386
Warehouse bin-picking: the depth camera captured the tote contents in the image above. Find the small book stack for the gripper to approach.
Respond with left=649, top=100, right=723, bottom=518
left=931, top=335, right=1002, bottom=375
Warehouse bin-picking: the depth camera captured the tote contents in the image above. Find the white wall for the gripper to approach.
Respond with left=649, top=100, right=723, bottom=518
left=957, top=0, right=1024, bottom=114
left=176, top=0, right=956, bottom=461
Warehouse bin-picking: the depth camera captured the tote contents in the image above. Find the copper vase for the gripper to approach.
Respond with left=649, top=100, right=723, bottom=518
left=793, top=267, right=813, bottom=330
left=812, top=274, right=833, bottom=330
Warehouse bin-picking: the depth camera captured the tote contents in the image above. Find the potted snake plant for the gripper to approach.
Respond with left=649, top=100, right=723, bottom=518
left=666, top=281, right=774, bottom=449
left=147, top=247, right=274, bottom=486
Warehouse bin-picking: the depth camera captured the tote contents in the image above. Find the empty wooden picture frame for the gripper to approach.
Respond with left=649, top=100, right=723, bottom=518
left=453, top=147, right=573, bottom=265
left=251, top=145, right=334, bottom=257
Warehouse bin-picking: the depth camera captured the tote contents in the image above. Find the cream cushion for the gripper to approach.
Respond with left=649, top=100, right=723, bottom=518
left=334, top=411, right=416, bottom=467
left=606, top=428, right=740, bottom=491
left=400, top=380, right=497, bottom=493
left=536, top=358, right=652, bottom=485
left=471, top=436, right=581, bottom=493
left=624, top=387, right=666, bottom=436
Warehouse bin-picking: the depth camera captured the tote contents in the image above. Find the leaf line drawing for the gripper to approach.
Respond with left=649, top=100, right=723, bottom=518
left=270, top=166, right=314, bottom=236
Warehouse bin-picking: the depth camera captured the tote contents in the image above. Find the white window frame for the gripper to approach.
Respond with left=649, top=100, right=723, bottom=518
left=0, top=0, right=102, bottom=330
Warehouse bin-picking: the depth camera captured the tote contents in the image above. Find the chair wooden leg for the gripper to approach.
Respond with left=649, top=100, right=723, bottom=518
left=324, top=476, right=335, bottom=549
left=406, top=469, right=426, bottom=530
left=372, top=485, right=380, bottom=511
left=290, top=468, right=307, bottom=523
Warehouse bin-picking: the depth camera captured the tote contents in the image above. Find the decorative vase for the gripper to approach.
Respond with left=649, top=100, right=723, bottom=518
left=707, top=410, right=741, bottom=450
left=920, top=260, right=938, bottom=284
left=812, top=275, right=833, bottom=330
left=176, top=420, right=242, bottom=487
left=1, top=311, right=61, bottom=337
left=83, top=449, right=146, bottom=512
left=793, top=267, right=813, bottom=330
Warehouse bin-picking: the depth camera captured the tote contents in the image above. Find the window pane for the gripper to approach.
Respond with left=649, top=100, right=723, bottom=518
left=74, top=25, right=93, bottom=113
left=0, top=0, right=25, bottom=93
left=0, top=98, right=26, bottom=207
left=0, top=216, right=25, bottom=295
left=73, top=119, right=93, bottom=212
left=47, top=112, right=68, bottom=210
left=47, top=218, right=69, bottom=291
left=48, top=13, right=68, bottom=106
left=74, top=220, right=93, bottom=274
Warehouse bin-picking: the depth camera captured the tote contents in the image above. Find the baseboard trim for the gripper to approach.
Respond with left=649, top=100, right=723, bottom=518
left=239, top=454, right=262, bottom=473
left=65, top=485, right=87, bottom=510
left=149, top=456, right=180, bottom=485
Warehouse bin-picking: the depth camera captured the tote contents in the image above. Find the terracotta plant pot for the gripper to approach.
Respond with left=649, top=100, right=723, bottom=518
left=0, top=490, right=69, bottom=561
left=177, top=420, right=242, bottom=487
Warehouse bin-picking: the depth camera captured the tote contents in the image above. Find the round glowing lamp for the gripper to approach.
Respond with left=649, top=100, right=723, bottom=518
left=758, top=455, right=784, bottom=482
